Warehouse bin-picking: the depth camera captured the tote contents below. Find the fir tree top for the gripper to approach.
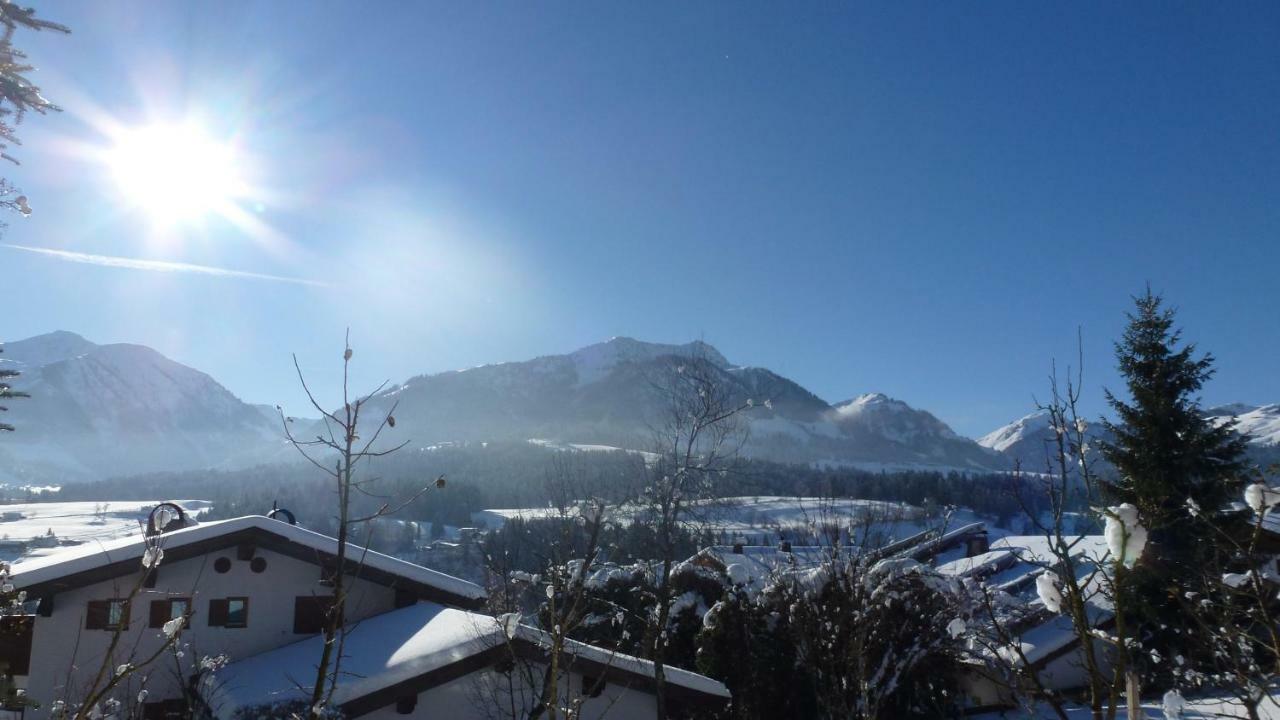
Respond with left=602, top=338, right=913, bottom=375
left=1099, top=288, right=1249, bottom=529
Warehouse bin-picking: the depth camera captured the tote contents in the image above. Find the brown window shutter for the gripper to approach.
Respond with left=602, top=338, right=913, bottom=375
left=293, top=596, right=335, bottom=634
left=207, top=599, right=229, bottom=627
left=0, top=616, right=34, bottom=675
left=85, top=601, right=109, bottom=630
left=149, top=600, right=169, bottom=629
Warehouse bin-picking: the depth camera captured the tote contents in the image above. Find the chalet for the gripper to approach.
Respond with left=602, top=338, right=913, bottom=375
left=0, top=506, right=729, bottom=719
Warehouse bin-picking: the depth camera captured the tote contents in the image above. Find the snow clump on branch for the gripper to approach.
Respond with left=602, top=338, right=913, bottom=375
left=1104, top=503, right=1147, bottom=568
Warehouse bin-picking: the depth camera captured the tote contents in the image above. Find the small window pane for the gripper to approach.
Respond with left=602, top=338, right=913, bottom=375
left=226, top=598, right=248, bottom=628
left=170, top=599, right=189, bottom=620
left=108, top=601, right=126, bottom=629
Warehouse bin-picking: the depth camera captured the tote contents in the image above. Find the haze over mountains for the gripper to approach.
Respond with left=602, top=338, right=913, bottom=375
left=2, top=331, right=1276, bottom=485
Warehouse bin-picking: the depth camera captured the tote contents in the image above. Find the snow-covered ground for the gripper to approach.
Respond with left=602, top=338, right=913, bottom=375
left=526, top=438, right=659, bottom=463
left=971, top=693, right=1280, bottom=719
left=0, top=499, right=212, bottom=562
left=477, top=495, right=999, bottom=548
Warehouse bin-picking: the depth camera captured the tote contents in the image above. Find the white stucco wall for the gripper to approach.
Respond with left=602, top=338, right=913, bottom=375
left=21, top=545, right=398, bottom=718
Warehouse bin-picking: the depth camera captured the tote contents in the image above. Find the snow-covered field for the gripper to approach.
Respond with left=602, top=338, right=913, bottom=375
left=971, top=693, right=1280, bottom=719
left=477, top=495, right=995, bottom=547
left=0, top=499, right=212, bottom=562
left=526, top=438, right=660, bottom=463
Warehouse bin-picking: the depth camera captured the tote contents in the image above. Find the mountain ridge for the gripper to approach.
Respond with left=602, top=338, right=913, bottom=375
left=6, top=331, right=1274, bottom=484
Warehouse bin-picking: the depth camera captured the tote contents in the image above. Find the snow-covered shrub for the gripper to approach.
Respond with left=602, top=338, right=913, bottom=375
left=777, top=556, right=963, bottom=718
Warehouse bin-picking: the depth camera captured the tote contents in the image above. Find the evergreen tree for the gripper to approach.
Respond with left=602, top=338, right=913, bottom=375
left=0, top=346, right=28, bottom=431
left=0, top=3, right=68, bottom=218
left=1098, top=288, right=1250, bottom=683
left=1099, top=289, right=1248, bottom=528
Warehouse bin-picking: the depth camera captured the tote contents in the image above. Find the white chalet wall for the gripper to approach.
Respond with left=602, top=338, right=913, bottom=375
left=23, top=545, right=398, bottom=718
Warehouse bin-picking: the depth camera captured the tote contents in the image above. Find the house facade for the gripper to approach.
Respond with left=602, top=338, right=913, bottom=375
left=2, top=509, right=729, bottom=719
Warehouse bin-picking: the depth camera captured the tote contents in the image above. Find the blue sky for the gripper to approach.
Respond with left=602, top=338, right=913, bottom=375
left=4, top=2, right=1277, bottom=438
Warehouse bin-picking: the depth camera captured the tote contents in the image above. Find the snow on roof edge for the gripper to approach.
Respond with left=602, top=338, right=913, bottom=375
left=513, top=625, right=731, bottom=698
left=204, top=603, right=728, bottom=718
left=8, top=515, right=485, bottom=601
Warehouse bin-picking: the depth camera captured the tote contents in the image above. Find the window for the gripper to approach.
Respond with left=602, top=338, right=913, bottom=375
left=149, top=598, right=190, bottom=629
left=86, top=600, right=129, bottom=631
left=293, top=596, right=337, bottom=634
left=207, top=598, right=249, bottom=629
left=225, top=598, right=248, bottom=628
left=213, top=557, right=232, bottom=574
left=581, top=674, right=605, bottom=698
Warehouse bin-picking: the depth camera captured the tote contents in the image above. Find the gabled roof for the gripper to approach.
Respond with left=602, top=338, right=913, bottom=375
left=9, top=515, right=485, bottom=609
left=201, top=602, right=729, bottom=719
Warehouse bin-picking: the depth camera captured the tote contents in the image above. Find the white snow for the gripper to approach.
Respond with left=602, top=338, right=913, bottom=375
left=202, top=602, right=501, bottom=717
left=725, top=563, right=749, bottom=586
left=1245, top=483, right=1280, bottom=514
left=1104, top=503, right=1147, bottom=567
left=1208, top=404, right=1280, bottom=447
left=202, top=601, right=728, bottom=718
left=969, top=693, right=1280, bottom=719
left=0, top=499, right=211, bottom=556
left=478, top=495, right=927, bottom=546
left=1036, top=571, right=1063, bottom=613
left=978, top=410, right=1052, bottom=453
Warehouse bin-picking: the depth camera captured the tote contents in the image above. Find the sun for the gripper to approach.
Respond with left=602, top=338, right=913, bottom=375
left=105, top=122, right=248, bottom=225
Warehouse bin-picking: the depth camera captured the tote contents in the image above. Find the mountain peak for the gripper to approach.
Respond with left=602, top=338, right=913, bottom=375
left=1, top=330, right=98, bottom=368
left=1205, top=402, right=1259, bottom=418
left=977, top=410, right=1052, bottom=453
left=568, top=337, right=730, bottom=386
left=834, top=392, right=910, bottom=414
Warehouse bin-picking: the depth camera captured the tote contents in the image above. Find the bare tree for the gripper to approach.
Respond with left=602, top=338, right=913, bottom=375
left=638, top=348, right=754, bottom=720
left=475, top=455, right=627, bottom=720
left=1172, top=467, right=1280, bottom=720
left=964, top=345, right=1141, bottom=720
left=280, top=331, right=441, bottom=718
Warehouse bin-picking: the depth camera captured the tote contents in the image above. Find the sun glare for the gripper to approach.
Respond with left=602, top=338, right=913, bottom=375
left=105, top=123, right=247, bottom=224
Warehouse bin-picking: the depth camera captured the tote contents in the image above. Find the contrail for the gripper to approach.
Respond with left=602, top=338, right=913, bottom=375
left=2, top=244, right=326, bottom=287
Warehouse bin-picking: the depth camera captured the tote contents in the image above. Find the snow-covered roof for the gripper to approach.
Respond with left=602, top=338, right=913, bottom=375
left=934, top=549, right=1017, bottom=578
left=510, top=625, right=731, bottom=700
left=701, top=545, right=835, bottom=586
left=8, top=515, right=485, bottom=605
left=990, top=534, right=1109, bottom=566
left=202, top=602, right=728, bottom=718
left=202, top=602, right=496, bottom=717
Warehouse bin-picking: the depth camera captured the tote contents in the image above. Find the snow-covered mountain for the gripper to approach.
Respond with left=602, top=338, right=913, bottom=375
left=8, top=331, right=1273, bottom=485
left=982, top=404, right=1280, bottom=471
left=1207, top=404, right=1280, bottom=448
left=977, top=410, right=1112, bottom=472
left=1208, top=403, right=1280, bottom=467
left=0, top=332, right=285, bottom=483
left=311, top=337, right=1011, bottom=474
